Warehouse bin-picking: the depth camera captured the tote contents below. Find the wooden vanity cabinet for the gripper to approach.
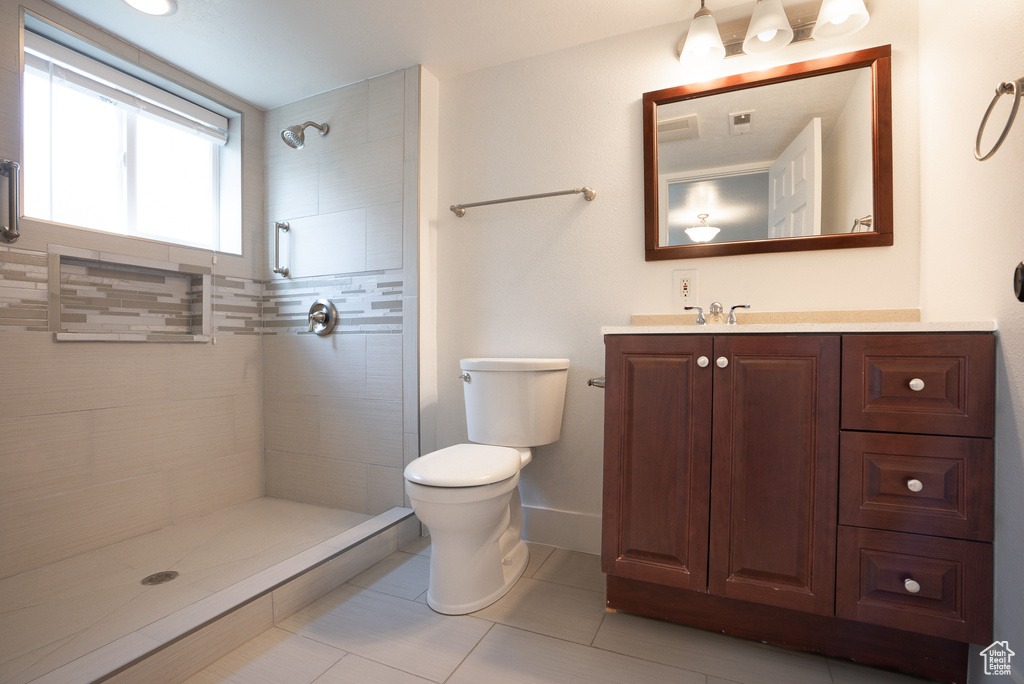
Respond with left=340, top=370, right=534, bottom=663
left=602, top=334, right=840, bottom=612
left=602, top=332, right=995, bottom=684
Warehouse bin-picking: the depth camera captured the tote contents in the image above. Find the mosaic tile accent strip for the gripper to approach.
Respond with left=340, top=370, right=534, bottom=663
left=261, top=271, right=403, bottom=334
left=0, top=246, right=403, bottom=337
left=210, top=275, right=263, bottom=335
left=60, top=257, right=199, bottom=335
left=0, top=245, right=50, bottom=332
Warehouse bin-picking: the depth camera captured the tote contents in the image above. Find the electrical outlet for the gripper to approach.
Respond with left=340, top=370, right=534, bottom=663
left=672, top=269, right=699, bottom=311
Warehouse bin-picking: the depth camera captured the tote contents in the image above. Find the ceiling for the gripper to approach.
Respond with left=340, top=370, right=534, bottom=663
left=41, top=0, right=760, bottom=110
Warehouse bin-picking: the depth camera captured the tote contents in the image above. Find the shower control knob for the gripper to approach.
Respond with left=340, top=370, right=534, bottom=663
left=307, top=299, right=338, bottom=336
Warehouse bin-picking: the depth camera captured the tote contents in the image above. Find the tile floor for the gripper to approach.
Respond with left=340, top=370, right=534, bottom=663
left=185, top=538, right=934, bottom=684
left=0, top=498, right=374, bottom=684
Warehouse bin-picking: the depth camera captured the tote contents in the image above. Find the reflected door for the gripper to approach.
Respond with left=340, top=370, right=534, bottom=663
left=769, top=117, right=822, bottom=238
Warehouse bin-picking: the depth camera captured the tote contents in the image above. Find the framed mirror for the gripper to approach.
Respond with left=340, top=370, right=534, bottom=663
left=644, top=45, right=892, bottom=260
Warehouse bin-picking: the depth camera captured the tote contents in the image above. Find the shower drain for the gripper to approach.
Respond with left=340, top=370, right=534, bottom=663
left=141, top=571, right=179, bottom=586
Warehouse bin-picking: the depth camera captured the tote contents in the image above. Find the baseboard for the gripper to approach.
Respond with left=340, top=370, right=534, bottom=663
left=522, top=505, right=601, bottom=554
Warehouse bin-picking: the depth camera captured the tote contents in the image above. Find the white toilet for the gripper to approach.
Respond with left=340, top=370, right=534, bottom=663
left=403, top=357, right=569, bottom=615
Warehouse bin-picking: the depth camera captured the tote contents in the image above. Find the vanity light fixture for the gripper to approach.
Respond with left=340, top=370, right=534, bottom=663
left=812, top=0, right=870, bottom=40
left=678, top=0, right=726, bottom=64
left=680, top=0, right=871, bottom=63
left=685, top=213, right=721, bottom=243
left=742, top=0, right=794, bottom=54
left=122, top=0, right=178, bottom=16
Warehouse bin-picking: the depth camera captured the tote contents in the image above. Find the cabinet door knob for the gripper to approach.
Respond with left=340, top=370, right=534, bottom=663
left=909, top=378, right=925, bottom=391
left=906, top=478, right=924, bottom=493
left=697, top=356, right=709, bottom=368
left=904, top=578, right=921, bottom=594
left=716, top=356, right=729, bottom=368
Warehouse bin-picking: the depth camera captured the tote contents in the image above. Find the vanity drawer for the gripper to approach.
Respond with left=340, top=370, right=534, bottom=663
left=841, top=334, right=995, bottom=437
left=839, top=432, right=993, bottom=541
left=836, top=527, right=992, bottom=644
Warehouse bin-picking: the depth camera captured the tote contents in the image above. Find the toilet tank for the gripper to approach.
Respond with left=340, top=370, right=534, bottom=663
left=460, top=358, right=569, bottom=447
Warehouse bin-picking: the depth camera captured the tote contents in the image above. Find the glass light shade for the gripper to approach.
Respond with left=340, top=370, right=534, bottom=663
left=812, top=0, right=869, bottom=39
left=742, top=0, right=794, bottom=54
left=681, top=13, right=726, bottom=63
left=685, top=216, right=721, bottom=243
left=123, top=0, right=178, bottom=16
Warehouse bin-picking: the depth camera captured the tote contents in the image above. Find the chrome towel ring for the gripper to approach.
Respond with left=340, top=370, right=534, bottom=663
left=975, top=77, right=1024, bottom=161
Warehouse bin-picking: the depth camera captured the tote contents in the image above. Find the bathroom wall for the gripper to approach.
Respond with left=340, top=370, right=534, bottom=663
left=260, top=67, right=424, bottom=515
left=917, top=1, right=1024, bottom=677
left=434, top=2, right=921, bottom=553
left=0, top=1, right=267, bottom=579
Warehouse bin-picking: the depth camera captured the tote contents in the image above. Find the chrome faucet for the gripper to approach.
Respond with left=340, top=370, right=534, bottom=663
left=706, top=302, right=726, bottom=325
left=684, top=305, right=705, bottom=325
left=728, top=304, right=751, bottom=325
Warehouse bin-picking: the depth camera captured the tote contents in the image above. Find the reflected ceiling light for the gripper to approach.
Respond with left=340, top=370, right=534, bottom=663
left=122, top=0, right=178, bottom=16
left=679, top=1, right=726, bottom=64
left=742, top=0, right=794, bottom=54
left=812, top=0, right=870, bottom=40
left=685, top=214, right=721, bottom=243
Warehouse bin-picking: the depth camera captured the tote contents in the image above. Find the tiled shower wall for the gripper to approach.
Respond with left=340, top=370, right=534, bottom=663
left=0, top=246, right=408, bottom=579
left=0, top=247, right=265, bottom=580
left=261, top=67, right=419, bottom=517
left=0, top=64, right=421, bottom=580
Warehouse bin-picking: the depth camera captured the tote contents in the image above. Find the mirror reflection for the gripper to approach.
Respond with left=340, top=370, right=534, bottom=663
left=643, top=46, right=893, bottom=260
left=659, top=68, right=872, bottom=246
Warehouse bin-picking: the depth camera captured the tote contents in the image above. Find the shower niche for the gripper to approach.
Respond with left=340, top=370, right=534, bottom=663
left=48, top=246, right=212, bottom=342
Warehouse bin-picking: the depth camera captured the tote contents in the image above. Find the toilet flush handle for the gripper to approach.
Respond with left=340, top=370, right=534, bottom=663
left=459, top=372, right=471, bottom=382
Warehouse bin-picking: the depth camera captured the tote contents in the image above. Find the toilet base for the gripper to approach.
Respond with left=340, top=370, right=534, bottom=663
left=408, top=479, right=530, bottom=615
left=426, top=536, right=529, bottom=615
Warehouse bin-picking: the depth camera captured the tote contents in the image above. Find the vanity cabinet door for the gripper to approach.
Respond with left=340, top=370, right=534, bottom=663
left=602, top=334, right=713, bottom=591
left=707, top=335, right=841, bottom=616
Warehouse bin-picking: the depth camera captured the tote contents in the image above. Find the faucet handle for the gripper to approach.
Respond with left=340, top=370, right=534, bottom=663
left=684, top=305, right=705, bottom=325
left=728, top=304, right=751, bottom=325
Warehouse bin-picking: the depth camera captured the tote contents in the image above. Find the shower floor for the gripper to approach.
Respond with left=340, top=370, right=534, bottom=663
left=0, top=497, right=404, bottom=684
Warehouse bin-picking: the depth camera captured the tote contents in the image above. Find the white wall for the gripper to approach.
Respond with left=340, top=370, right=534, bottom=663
left=435, top=3, right=921, bottom=553
left=918, top=1, right=1024, bottom=677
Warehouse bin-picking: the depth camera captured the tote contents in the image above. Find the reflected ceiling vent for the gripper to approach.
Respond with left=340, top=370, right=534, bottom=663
left=729, top=110, right=755, bottom=135
left=658, top=114, right=700, bottom=143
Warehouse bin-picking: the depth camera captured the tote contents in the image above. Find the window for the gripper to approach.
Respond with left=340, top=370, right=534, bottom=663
left=22, top=31, right=239, bottom=253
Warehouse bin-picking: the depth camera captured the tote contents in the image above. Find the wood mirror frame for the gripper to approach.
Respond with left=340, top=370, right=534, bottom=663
left=644, top=45, right=893, bottom=261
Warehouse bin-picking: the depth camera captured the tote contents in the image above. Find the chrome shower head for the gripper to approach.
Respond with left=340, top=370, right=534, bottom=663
left=281, top=121, right=329, bottom=149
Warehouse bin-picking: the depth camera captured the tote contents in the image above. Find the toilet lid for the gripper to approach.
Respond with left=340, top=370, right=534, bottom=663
left=404, top=443, right=522, bottom=487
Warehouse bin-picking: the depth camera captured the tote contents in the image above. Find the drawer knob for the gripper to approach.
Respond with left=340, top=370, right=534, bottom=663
left=909, top=378, right=925, bottom=391
left=697, top=356, right=710, bottom=368
left=716, top=356, right=729, bottom=368
left=904, top=578, right=922, bottom=594
left=907, top=478, right=924, bottom=493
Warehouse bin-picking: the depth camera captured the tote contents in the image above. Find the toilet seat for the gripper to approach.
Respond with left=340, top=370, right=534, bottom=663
left=404, top=443, right=522, bottom=487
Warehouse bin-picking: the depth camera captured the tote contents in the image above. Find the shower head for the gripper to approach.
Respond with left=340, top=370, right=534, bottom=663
left=281, top=121, right=329, bottom=149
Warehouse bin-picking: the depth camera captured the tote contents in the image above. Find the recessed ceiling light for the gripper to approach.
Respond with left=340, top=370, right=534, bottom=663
left=123, top=0, right=178, bottom=16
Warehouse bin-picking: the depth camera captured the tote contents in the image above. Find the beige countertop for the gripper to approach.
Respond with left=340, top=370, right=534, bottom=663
left=603, top=310, right=997, bottom=335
